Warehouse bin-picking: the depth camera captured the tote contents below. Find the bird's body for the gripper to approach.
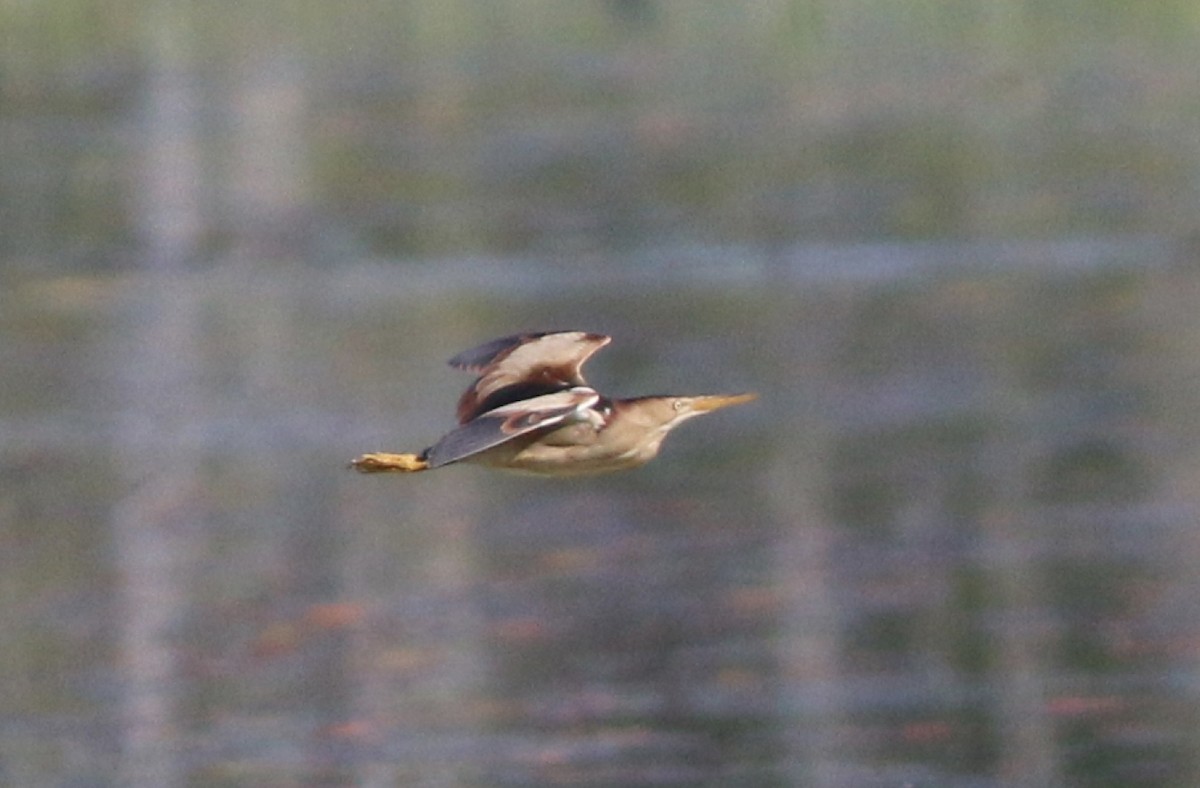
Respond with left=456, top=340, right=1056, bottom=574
left=351, top=331, right=755, bottom=477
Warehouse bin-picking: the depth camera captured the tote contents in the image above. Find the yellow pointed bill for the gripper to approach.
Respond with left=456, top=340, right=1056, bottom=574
left=688, top=392, right=758, bottom=412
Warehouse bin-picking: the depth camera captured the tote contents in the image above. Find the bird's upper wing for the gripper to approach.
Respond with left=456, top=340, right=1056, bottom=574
left=450, top=331, right=611, bottom=423
left=425, top=387, right=600, bottom=468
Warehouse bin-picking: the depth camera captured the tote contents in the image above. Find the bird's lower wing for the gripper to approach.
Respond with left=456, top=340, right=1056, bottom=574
left=425, top=388, right=599, bottom=468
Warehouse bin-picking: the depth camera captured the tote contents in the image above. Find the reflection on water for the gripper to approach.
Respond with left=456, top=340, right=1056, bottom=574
left=4, top=248, right=1200, bottom=785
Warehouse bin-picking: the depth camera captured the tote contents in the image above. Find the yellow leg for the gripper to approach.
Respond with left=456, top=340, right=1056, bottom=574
left=350, top=452, right=430, bottom=473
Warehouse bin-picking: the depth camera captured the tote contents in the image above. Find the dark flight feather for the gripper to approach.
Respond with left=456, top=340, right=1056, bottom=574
left=424, top=388, right=600, bottom=468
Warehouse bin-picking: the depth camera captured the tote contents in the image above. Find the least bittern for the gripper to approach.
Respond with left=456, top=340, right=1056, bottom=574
left=351, top=331, right=756, bottom=476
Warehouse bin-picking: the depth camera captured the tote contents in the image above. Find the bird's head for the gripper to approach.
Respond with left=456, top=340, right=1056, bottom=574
left=616, top=392, right=758, bottom=443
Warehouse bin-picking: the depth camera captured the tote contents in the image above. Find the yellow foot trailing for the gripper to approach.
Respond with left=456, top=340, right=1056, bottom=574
left=350, top=452, right=430, bottom=473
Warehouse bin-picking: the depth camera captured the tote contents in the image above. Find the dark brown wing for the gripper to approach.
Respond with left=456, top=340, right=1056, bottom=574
left=425, top=388, right=600, bottom=468
left=450, top=331, right=611, bottom=423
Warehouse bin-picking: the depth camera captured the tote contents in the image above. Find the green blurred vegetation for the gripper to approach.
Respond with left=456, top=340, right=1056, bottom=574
left=4, top=0, right=1200, bottom=268
left=5, top=3, right=1200, bottom=784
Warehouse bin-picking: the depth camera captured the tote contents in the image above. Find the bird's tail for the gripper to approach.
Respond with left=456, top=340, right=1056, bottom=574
left=349, top=451, right=430, bottom=473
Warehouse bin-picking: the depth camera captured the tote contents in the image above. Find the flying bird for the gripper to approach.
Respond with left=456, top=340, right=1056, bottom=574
left=350, top=331, right=756, bottom=476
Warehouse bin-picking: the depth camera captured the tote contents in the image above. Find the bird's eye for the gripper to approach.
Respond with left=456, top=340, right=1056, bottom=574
left=672, top=399, right=685, bottom=411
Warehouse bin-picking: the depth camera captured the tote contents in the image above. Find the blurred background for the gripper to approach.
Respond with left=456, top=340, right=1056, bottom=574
left=5, top=2, right=1200, bottom=785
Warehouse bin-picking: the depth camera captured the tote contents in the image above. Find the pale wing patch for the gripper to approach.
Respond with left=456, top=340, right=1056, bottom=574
left=455, top=332, right=610, bottom=423
left=474, top=332, right=609, bottom=392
